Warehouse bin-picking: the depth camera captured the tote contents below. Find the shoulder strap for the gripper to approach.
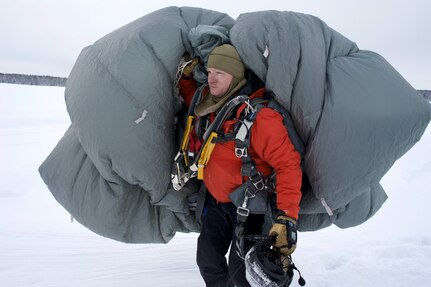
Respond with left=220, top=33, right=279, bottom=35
left=187, top=83, right=207, bottom=118
left=265, top=93, right=305, bottom=160
left=234, top=96, right=269, bottom=178
left=190, top=94, right=252, bottom=178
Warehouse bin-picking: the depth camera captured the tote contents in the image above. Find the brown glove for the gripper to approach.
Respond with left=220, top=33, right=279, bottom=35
left=269, top=215, right=298, bottom=256
left=182, top=56, right=199, bottom=77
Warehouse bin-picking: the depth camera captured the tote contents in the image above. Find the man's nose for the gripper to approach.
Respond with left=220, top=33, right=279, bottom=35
left=208, top=74, right=215, bottom=83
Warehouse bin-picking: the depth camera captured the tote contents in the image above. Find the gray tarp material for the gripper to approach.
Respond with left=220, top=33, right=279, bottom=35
left=39, top=7, right=431, bottom=243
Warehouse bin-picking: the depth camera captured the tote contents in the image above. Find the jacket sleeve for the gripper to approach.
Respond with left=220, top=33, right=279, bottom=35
left=178, top=77, right=197, bottom=108
left=250, top=107, right=302, bottom=219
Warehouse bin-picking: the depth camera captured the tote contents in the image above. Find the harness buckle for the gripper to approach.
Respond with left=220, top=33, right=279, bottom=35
left=235, top=147, right=248, bottom=158
left=252, top=178, right=265, bottom=191
left=249, top=173, right=266, bottom=191
left=236, top=206, right=250, bottom=218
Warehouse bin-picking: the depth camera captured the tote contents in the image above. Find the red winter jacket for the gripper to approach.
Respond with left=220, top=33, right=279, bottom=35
left=179, top=77, right=302, bottom=219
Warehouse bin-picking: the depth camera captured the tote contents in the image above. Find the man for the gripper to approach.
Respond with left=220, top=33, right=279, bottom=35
left=177, top=44, right=302, bottom=286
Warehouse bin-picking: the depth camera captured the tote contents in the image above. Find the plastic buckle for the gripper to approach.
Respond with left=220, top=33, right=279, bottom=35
left=235, top=147, right=248, bottom=158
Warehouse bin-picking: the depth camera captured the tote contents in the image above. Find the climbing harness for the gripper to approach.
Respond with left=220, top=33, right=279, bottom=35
left=171, top=92, right=252, bottom=190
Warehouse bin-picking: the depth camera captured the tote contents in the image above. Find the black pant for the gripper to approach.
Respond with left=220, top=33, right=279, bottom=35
left=197, top=195, right=264, bottom=287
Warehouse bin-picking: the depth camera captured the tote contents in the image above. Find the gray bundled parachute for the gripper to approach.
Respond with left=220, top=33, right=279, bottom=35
left=39, top=7, right=431, bottom=243
left=231, top=11, right=431, bottom=230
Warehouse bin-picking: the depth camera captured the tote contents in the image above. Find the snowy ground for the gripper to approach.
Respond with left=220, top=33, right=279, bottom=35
left=1, top=83, right=430, bottom=287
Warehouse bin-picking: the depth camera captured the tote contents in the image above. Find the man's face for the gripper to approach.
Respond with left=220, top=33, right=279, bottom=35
left=207, top=67, right=233, bottom=97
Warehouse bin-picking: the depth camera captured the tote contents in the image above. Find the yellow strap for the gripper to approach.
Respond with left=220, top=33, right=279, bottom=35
left=197, top=132, right=218, bottom=179
left=180, top=115, right=194, bottom=166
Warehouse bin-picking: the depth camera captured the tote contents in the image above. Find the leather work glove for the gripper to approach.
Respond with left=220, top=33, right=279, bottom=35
left=182, top=56, right=200, bottom=77
left=269, top=215, right=298, bottom=256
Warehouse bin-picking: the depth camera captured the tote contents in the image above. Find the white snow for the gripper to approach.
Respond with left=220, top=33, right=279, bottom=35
left=1, top=83, right=430, bottom=286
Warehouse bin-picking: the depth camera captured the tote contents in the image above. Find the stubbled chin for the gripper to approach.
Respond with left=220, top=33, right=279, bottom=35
left=210, top=88, right=220, bottom=96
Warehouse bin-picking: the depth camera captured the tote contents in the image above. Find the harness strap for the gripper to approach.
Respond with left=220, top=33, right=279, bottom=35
left=233, top=97, right=273, bottom=257
left=234, top=170, right=268, bottom=258
left=212, top=132, right=236, bottom=143
left=178, top=84, right=207, bottom=168
left=234, top=98, right=267, bottom=178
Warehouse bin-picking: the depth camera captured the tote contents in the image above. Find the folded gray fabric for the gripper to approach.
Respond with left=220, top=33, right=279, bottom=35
left=39, top=7, right=430, bottom=243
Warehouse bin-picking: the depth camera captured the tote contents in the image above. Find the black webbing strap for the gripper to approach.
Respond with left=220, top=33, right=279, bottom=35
left=233, top=97, right=270, bottom=258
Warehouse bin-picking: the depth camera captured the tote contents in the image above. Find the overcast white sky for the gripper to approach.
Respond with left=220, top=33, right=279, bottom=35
left=1, top=0, right=430, bottom=89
